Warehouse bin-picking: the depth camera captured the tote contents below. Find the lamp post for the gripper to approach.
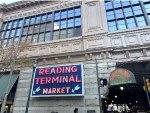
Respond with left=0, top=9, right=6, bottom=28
left=25, top=59, right=37, bottom=113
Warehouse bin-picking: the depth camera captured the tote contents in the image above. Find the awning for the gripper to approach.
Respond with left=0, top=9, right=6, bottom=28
left=109, top=68, right=136, bottom=86
left=0, top=74, right=18, bottom=100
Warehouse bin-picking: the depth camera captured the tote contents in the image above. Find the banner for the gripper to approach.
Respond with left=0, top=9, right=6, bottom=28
left=31, top=64, right=84, bottom=97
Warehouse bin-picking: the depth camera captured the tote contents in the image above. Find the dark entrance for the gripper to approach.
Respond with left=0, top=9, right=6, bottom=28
left=103, top=61, right=150, bottom=113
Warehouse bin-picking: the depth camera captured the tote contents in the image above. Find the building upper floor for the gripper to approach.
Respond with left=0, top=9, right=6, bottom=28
left=0, top=0, right=150, bottom=59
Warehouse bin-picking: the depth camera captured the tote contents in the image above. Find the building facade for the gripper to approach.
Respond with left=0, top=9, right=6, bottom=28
left=0, top=0, right=150, bottom=113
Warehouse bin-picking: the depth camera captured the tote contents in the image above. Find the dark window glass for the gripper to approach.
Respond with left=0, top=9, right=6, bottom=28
left=45, top=32, right=51, bottom=41
left=24, top=18, right=30, bottom=26
left=60, top=30, right=66, bottom=39
left=30, top=17, right=35, bottom=25
left=12, top=21, right=18, bottom=28
left=136, top=16, right=146, bottom=27
left=46, top=23, right=52, bottom=31
left=10, top=29, right=15, bottom=37
left=54, top=21, right=60, bottom=30
left=108, top=21, right=117, bottom=31
left=105, top=1, right=113, bottom=10
left=124, top=7, right=133, bottom=17
left=121, top=1, right=130, bottom=6
left=106, top=11, right=115, bottom=20
left=5, top=31, right=10, bottom=38
left=61, top=20, right=67, bottom=29
left=75, top=18, right=81, bottom=26
left=34, top=25, right=40, bottom=34
left=115, top=9, right=124, bottom=19
left=28, top=26, right=34, bottom=34
left=36, top=16, right=41, bottom=24
left=47, top=13, right=52, bottom=21
left=75, top=7, right=81, bottom=16
left=40, top=24, right=46, bottom=33
left=113, top=1, right=121, bottom=8
left=61, top=10, right=67, bottom=19
left=117, top=20, right=126, bottom=30
left=53, top=31, right=59, bottom=40
left=18, top=19, right=23, bottom=27
left=68, top=19, right=74, bottom=28
left=68, top=9, right=74, bottom=18
left=41, top=14, right=47, bottom=23
left=55, top=12, right=60, bottom=20
left=22, top=27, right=28, bottom=36
left=74, top=27, right=81, bottom=37
left=7, top=22, right=12, bottom=29
left=133, top=5, right=142, bottom=15
left=126, top=18, right=136, bottom=28
left=67, top=28, right=74, bottom=38
left=144, top=4, right=150, bottom=13
left=39, top=33, right=45, bottom=42
left=1, top=22, right=7, bottom=30
left=16, top=28, right=21, bottom=37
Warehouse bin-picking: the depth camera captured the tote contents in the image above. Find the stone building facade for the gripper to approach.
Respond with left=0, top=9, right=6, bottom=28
left=0, top=0, right=150, bottom=113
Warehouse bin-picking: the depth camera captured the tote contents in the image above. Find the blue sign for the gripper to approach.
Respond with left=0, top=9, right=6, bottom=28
left=31, top=64, right=84, bottom=97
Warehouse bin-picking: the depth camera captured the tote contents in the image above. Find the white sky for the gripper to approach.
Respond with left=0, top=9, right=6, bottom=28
left=0, top=0, right=20, bottom=4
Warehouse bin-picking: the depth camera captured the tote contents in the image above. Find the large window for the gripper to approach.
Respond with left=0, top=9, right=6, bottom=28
left=105, top=0, right=150, bottom=32
left=0, top=6, right=81, bottom=47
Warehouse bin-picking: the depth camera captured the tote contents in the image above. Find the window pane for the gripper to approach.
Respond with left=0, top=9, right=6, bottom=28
left=75, top=18, right=81, bottom=26
left=68, top=9, right=74, bottom=18
left=61, top=20, right=67, bottom=29
left=105, top=1, right=113, bottom=10
left=28, top=26, right=34, bottom=34
left=1, top=22, right=7, bottom=30
left=41, top=14, right=47, bottom=23
left=32, top=34, right=38, bottom=43
left=21, top=36, right=26, bottom=42
left=47, top=13, right=52, bottom=21
left=39, top=33, right=45, bottom=42
left=75, top=7, right=81, bottom=16
left=121, top=1, right=130, bottom=6
left=117, top=20, right=126, bottom=30
left=106, top=11, right=115, bottom=20
left=8, top=38, right=13, bottom=47
left=144, top=4, right=150, bottom=13
left=108, top=21, right=117, bottom=31
left=130, top=0, right=139, bottom=5
left=60, top=30, right=66, bottom=39
left=115, top=9, right=124, bottom=19
left=61, top=11, right=67, bottom=19
left=114, top=1, right=121, bottom=8
left=133, top=5, right=142, bottom=15
left=136, top=16, right=146, bottom=27
left=53, top=31, right=59, bottom=40
left=10, top=29, right=15, bottom=37
left=45, top=32, right=51, bottom=41
left=12, top=20, right=18, bottom=28
left=34, top=25, right=40, bottom=34
left=27, top=35, right=32, bottom=43
left=68, top=29, right=74, bottom=38
left=54, top=21, right=60, bottom=30
left=0, top=31, right=5, bottom=39
left=3, top=39, right=8, bottom=47
left=36, top=16, right=41, bottom=24
left=16, top=28, right=21, bottom=37
left=30, top=17, right=35, bottom=25
left=22, top=27, right=28, bottom=36
left=74, top=27, right=81, bottom=37
left=126, top=18, right=136, bottom=28
left=7, top=22, right=12, bottom=29
left=55, top=12, right=60, bottom=20
left=68, top=19, right=74, bottom=28
left=18, top=19, right=23, bottom=27
left=5, top=31, right=10, bottom=38
left=40, top=24, right=46, bottom=33
left=148, top=15, right=150, bottom=20
left=124, top=7, right=133, bottom=17
left=24, top=18, right=30, bottom=26
left=14, top=37, right=19, bottom=46
left=46, top=23, right=52, bottom=31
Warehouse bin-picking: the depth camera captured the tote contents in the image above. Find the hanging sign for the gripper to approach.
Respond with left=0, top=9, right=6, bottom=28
left=109, top=68, right=136, bottom=86
left=31, top=64, right=84, bottom=97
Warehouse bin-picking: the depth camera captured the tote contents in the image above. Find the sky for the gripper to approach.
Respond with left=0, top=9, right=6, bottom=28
left=0, top=0, right=20, bottom=4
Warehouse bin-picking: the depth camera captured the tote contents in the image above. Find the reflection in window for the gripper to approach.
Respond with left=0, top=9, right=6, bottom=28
left=47, top=13, right=52, bottom=21
left=21, top=36, right=26, bottom=42
left=126, top=18, right=136, bottom=28
left=46, top=23, right=51, bottom=31
left=115, top=9, right=124, bottom=19
left=3, top=39, right=7, bottom=47
left=108, top=21, right=117, bottom=31
left=113, top=1, right=121, bottom=8
left=28, top=26, right=34, bottom=34
left=130, top=1, right=139, bottom=5
left=61, top=20, right=67, bottom=29
left=117, top=20, right=126, bottom=30
left=54, top=21, right=60, bottom=30
left=124, top=7, right=133, bottom=17
left=14, top=37, right=19, bottom=46
left=53, top=31, right=59, bottom=40
left=105, top=1, right=113, bottom=10
left=41, top=14, right=47, bottom=23
left=60, top=30, right=66, bottom=39
left=68, top=9, right=74, bottom=18
left=16, top=29, right=21, bottom=37
left=75, top=7, right=81, bottom=16
left=12, top=21, right=18, bottom=28
left=45, top=32, right=51, bottom=41
left=30, top=17, right=35, bottom=25
left=5, top=31, right=10, bottom=38
left=24, top=18, right=30, bottom=26
left=34, top=25, right=40, bottom=34
left=0, top=31, right=5, bottom=39
left=121, top=1, right=130, bottom=6
left=36, top=16, right=41, bottom=24
left=136, top=16, right=146, bottom=27
left=7, top=22, right=12, bottom=29
left=1, top=22, right=7, bottom=30
left=10, top=30, right=15, bottom=37
left=39, top=33, right=45, bottom=42
left=40, top=24, right=46, bottom=33
left=55, top=12, right=60, bottom=20
left=22, top=27, right=28, bottom=36
left=27, top=35, right=32, bottom=43
left=75, top=18, right=81, bottom=26
left=61, top=11, right=67, bottom=19
left=144, top=4, right=150, bottom=13
left=148, top=15, right=150, bottom=21
left=18, top=19, right=23, bottom=27
left=68, top=19, right=74, bottom=28
left=133, top=5, right=142, bottom=15
left=8, top=38, right=12, bottom=47
left=68, top=29, right=74, bottom=38
left=107, top=11, right=115, bottom=20
left=74, top=27, right=81, bottom=37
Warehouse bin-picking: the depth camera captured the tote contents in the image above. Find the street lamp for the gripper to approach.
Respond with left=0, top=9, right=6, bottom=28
left=25, top=59, right=37, bottom=113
